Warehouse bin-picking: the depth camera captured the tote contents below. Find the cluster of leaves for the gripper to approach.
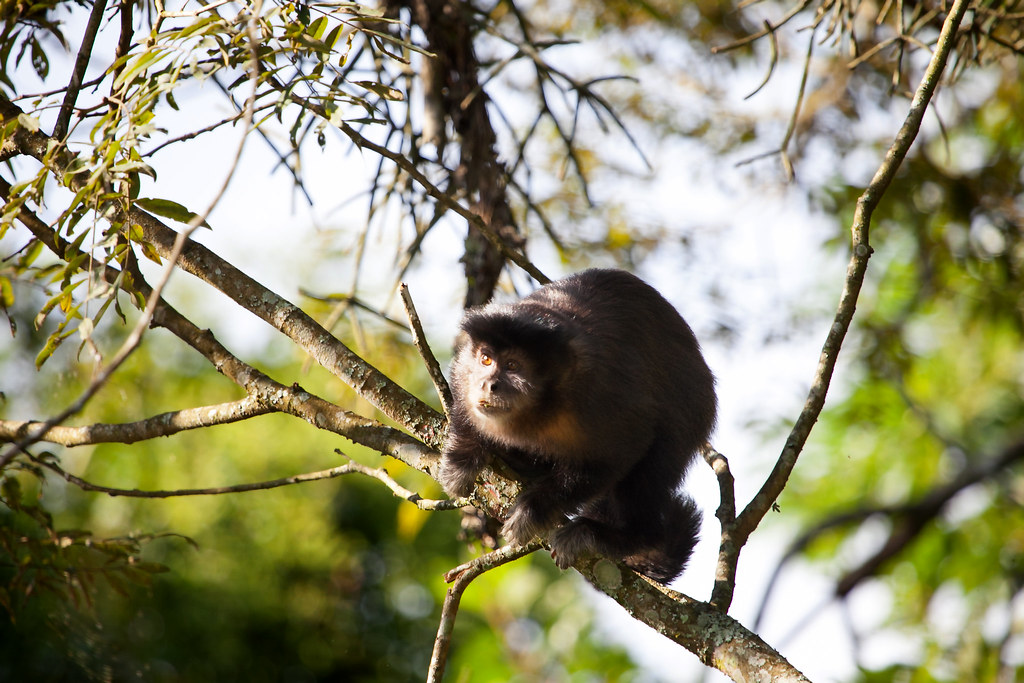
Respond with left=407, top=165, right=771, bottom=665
left=0, top=469, right=172, bottom=617
left=0, top=0, right=422, bottom=369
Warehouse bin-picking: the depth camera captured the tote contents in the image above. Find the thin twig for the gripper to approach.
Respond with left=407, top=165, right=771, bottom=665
left=28, top=450, right=463, bottom=508
left=336, top=119, right=550, bottom=285
left=776, top=28, right=816, bottom=181
left=399, top=283, right=452, bottom=416
left=53, top=0, right=107, bottom=140
left=711, top=0, right=816, bottom=54
left=428, top=542, right=543, bottom=683
left=334, top=449, right=466, bottom=510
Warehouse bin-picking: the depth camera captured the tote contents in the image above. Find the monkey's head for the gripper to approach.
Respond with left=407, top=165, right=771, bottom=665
left=452, top=306, right=573, bottom=430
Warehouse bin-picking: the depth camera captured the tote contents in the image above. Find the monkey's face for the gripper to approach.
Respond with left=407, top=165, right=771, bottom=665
left=460, top=343, right=542, bottom=424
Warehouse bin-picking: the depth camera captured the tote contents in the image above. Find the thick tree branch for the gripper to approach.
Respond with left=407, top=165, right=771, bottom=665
left=733, top=0, right=972, bottom=544
left=0, top=398, right=271, bottom=446
left=575, top=558, right=811, bottom=682
left=129, top=205, right=446, bottom=445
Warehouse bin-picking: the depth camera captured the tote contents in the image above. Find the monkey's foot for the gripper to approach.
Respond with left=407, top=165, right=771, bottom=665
left=500, top=505, right=544, bottom=546
left=548, top=521, right=600, bottom=570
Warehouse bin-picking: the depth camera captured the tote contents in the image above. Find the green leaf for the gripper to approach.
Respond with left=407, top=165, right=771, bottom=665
left=0, top=276, right=13, bottom=308
left=135, top=198, right=211, bottom=229
left=307, top=16, right=328, bottom=40
left=353, top=80, right=404, bottom=101
left=112, top=48, right=168, bottom=92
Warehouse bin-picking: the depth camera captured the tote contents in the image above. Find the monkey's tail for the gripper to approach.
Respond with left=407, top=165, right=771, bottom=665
left=622, top=494, right=701, bottom=584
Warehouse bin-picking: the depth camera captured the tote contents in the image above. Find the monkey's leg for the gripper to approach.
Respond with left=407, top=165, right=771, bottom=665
left=500, top=465, right=618, bottom=546
left=549, top=480, right=700, bottom=583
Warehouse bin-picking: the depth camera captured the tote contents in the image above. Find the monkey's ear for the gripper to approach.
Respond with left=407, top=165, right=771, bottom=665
left=453, top=329, right=473, bottom=352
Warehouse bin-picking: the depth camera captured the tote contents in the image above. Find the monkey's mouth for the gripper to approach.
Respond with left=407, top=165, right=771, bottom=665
left=476, top=399, right=511, bottom=414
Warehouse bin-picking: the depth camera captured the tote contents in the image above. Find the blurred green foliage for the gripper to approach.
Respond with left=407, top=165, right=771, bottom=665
left=783, top=62, right=1024, bottom=680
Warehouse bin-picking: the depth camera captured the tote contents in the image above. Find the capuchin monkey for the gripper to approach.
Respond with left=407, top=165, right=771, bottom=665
left=439, top=268, right=717, bottom=583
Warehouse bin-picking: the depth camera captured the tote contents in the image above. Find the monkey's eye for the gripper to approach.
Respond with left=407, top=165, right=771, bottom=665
left=480, top=353, right=494, bottom=366
left=505, top=360, right=519, bottom=371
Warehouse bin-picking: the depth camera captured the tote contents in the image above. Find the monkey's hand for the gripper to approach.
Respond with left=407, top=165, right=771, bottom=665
left=501, top=489, right=568, bottom=546
left=438, top=453, right=482, bottom=497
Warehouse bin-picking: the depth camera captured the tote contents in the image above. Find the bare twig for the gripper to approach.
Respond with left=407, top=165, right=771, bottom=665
left=428, top=541, right=544, bottom=683
left=53, top=0, right=107, bottom=140
left=702, top=444, right=738, bottom=612
left=399, top=283, right=452, bottom=416
left=711, top=0, right=816, bottom=54
left=27, top=451, right=462, bottom=506
left=333, top=449, right=465, bottom=511
left=335, top=119, right=549, bottom=285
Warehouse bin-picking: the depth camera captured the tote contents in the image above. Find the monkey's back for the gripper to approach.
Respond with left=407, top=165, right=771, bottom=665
left=520, top=268, right=716, bottom=469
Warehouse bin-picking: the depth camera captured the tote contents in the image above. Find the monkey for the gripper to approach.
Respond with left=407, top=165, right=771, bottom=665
left=439, top=268, right=717, bottom=583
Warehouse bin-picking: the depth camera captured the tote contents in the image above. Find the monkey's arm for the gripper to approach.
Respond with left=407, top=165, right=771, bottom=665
left=501, top=462, right=619, bottom=546
left=438, top=420, right=492, bottom=496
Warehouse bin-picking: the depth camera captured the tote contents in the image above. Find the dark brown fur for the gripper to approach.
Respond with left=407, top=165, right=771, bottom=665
left=439, top=269, right=716, bottom=583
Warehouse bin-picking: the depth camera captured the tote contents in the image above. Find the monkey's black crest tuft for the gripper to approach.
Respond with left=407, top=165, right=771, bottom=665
left=440, top=268, right=717, bottom=583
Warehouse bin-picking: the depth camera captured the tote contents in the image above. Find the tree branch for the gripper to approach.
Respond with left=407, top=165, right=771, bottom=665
left=0, top=5, right=263, bottom=466
left=0, top=94, right=447, bottom=453
left=703, top=445, right=739, bottom=612
left=754, top=437, right=1024, bottom=635
left=53, top=0, right=107, bottom=140
left=25, top=450, right=461, bottom=506
left=334, top=449, right=465, bottom=511
left=733, top=0, right=972, bottom=545
left=0, top=169, right=439, bottom=477
left=835, top=437, right=1024, bottom=596
left=0, top=397, right=271, bottom=446
left=399, top=282, right=452, bottom=416
left=575, top=557, right=811, bottom=682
